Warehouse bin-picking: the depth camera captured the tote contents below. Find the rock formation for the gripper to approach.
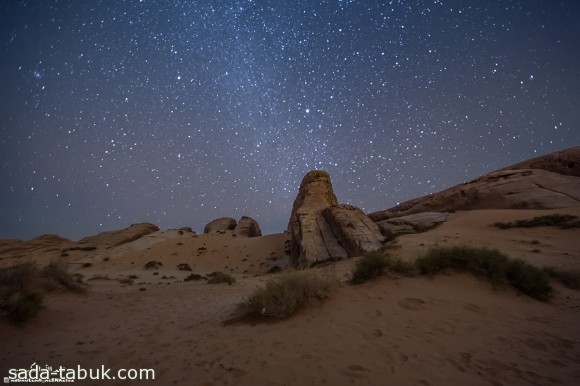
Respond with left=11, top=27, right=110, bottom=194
left=376, top=212, right=450, bottom=236
left=369, top=147, right=580, bottom=222
left=76, top=223, right=159, bottom=249
left=288, top=171, right=383, bottom=267
left=322, top=204, right=384, bottom=257
left=0, top=234, right=75, bottom=258
left=204, top=217, right=237, bottom=234
left=233, top=216, right=262, bottom=237
left=499, top=146, right=580, bottom=177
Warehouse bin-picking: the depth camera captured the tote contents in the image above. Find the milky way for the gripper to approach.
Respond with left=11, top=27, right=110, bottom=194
left=1, top=0, right=579, bottom=240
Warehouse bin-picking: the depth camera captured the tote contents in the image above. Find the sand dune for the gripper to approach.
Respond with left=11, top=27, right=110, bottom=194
left=1, top=208, right=579, bottom=385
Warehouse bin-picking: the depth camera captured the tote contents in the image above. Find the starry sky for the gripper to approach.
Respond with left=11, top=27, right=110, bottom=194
left=1, top=0, right=579, bottom=241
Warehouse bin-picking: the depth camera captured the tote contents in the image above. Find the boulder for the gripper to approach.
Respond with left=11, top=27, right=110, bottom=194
left=204, top=217, right=237, bottom=234
left=321, top=204, right=384, bottom=257
left=233, top=216, right=262, bottom=237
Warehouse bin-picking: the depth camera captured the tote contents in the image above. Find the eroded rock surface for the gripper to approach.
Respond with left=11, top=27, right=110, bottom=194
left=369, top=147, right=580, bottom=222
left=76, top=223, right=160, bottom=249
left=376, top=212, right=450, bottom=236
left=322, top=204, right=383, bottom=257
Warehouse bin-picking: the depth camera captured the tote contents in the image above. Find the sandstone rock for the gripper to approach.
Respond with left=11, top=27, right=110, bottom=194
left=204, top=217, right=237, bottom=234
left=375, top=222, right=416, bottom=236
left=376, top=212, right=449, bottom=236
left=233, top=216, right=262, bottom=237
left=321, top=204, right=384, bottom=257
left=288, top=171, right=344, bottom=267
left=288, top=170, right=338, bottom=225
left=369, top=147, right=580, bottom=222
left=76, top=223, right=160, bottom=249
left=0, top=234, right=75, bottom=257
left=500, top=146, right=580, bottom=177
left=389, top=212, right=450, bottom=232
left=288, top=171, right=382, bottom=267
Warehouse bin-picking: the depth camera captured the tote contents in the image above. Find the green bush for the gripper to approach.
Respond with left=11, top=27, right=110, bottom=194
left=351, top=251, right=415, bottom=284
left=505, top=259, right=552, bottom=301
left=416, top=246, right=508, bottom=283
left=494, top=214, right=580, bottom=230
left=237, top=270, right=336, bottom=319
left=351, top=251, right=389, bottom=284
left=415, top=245, right=552, bottom=301
left=207, top=272, right=236, bottom=285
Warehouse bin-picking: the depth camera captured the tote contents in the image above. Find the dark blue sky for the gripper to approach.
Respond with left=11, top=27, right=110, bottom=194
left=1, top=0, right=579, bottom=240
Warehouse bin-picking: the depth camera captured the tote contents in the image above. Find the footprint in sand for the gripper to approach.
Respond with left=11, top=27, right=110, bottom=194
left=447, top=352, right=473, bottom=372
left=397, top=298, right=425, bottom=310
left=340, top=364, right=370, bottom=379
left=462, top=303, right=484, bottom=314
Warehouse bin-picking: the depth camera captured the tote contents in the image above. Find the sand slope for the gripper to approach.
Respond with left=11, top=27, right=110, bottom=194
left=1, top=209, right=579, bottom=385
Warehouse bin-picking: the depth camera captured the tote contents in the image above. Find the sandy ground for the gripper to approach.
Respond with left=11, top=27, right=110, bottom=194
left=1, top=208, right=580, bottom=385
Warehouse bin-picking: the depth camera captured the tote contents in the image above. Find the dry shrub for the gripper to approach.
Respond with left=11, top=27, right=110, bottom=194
left=207, top=272, right=235, bottom=285
left=42, top=261, right=86, bottom=293
left=0, top=263, right=43, bottom=324
left=237, top=270, right=336, bottom=319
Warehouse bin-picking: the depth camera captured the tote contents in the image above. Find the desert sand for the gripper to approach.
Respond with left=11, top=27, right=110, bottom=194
left=1, top=207, right=579, bottom=385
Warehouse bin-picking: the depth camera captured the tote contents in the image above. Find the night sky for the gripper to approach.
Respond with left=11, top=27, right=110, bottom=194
left=1, top=1, right=579, bottom=241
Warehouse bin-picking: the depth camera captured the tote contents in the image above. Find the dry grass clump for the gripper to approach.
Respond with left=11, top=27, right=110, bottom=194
left=237, top=270, right=336, bottom=319
left=207, top=271, right=235, bottom=285
left=42, top=261, right=86, bottom=293
left=0, top=263, right=43, bottom=324
left=1, top=261, right=88, bottom=324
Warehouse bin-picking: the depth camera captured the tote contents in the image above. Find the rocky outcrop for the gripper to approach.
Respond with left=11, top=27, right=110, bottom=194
left=233, top=216, right=262, bottom=237
left=369, top=147, right=580, bottom=222
left=500, top=146, right=580, bottom=177
left=322, top=204, right=384, bottom=257
left=76, top=223, right=160, bottom=249
left=288, top=171, right=343, bottom=266
left=288, top=171, right=383, bottom=267
left=0, top=234, right=75, bottom=258
left=204, top=217, right=237, bottom=234
left=376, top=212, right=450, bottom=236
left=288, top=170, right=338, bottom=224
